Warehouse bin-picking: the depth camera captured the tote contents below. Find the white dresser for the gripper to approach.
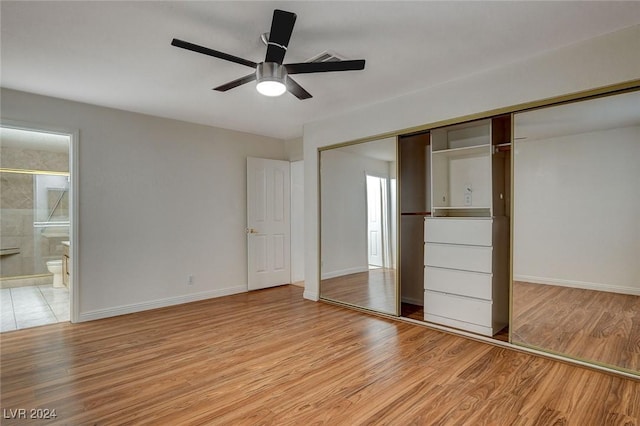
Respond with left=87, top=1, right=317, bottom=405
left=424, top=217, right=509, bottom=336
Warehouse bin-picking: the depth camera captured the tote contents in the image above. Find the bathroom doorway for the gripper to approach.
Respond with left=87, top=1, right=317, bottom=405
left=0, top=124, right=76, bottom=332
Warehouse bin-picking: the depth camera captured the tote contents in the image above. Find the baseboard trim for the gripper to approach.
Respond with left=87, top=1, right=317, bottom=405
left=78, top=285, right=247, bottom=322
left=401, top=296, right=424, bottom=306
left=321, top=266, right=369, bottom=280
left=514, top=275, right=640, bottom=296
left=303, top=290, right=319, bottom=301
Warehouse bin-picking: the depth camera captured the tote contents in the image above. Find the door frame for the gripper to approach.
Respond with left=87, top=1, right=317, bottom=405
left=246, top=157, right=291, bottom=290
left=1, top=119, right=80, bottom=323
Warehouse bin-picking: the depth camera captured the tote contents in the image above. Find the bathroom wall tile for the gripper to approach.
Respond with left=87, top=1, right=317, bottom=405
left=0, top=236, right=20, bottom=249
left=15, top=254, right=49, bottom=276
left=0, top=211, right=22, bottom=237
left=0, top=257, right=24, bottom=277
left=0, top=175, right=33, bottom=210
left=21, top=211, right=35, bottom=236
left=20, top=238, right=35, bottom=258
left=1, top=276, right=52, bottom=288
left=32, top=276, right=54, bottom=286
left=0, top=147, right=68, bottom=172
left=2, top=148, right=68, bottom=279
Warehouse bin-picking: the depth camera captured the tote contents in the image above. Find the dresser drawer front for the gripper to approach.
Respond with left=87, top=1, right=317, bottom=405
left=425, top=267, right=492, bottom=300
left=425, top=218, right=492, bottom=246
left=424, top=290, right=492, bottom=327
left=425, top=243, right=492, bottom=273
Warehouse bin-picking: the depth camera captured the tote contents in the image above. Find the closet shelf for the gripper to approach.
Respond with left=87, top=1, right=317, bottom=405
left=434, top=206, right=491, bottom=210
left=432, top=144, right=491, bottom=157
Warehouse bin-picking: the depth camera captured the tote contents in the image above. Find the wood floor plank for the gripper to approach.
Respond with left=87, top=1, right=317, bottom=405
left=513, top=281, right=640, bottom=372
left=1, top=285, right=638, bottom=425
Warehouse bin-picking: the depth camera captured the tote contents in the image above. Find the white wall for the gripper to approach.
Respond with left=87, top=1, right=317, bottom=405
left=304, top=25, right=640, bottom=300
left=320, top=148, right=390, bottom=278
left=290, top=160, right=305, bottom=284
left=1, top=88, right=286, bottom=320
left=285, top=137, right=303, bottom=162
left=514, top=126, right=640, bottom=294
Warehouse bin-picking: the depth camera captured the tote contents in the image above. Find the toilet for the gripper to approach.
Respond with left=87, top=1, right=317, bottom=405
left=46, top=260, right=65, bottom=288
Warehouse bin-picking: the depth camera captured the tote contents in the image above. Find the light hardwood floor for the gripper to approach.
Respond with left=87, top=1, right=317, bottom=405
left=512, top=281, right=640, bottom=373
left=320, top=268, right=396, bottom=314
left=1, top=285, right=638, bottom=425
left=321, top=270, right=510, bottom=341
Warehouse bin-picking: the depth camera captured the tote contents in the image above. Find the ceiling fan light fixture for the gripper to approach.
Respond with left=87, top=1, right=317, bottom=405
left=256, top=62, right=287, bottom=97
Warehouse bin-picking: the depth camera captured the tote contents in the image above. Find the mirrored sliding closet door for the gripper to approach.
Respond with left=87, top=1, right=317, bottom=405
left=319, top=137, right=399, bottom=315
left=512, top=90, right=640, bottom=374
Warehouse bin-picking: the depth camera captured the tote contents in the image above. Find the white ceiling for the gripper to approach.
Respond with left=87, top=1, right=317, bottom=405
left=2, top=1, right=639, bottom=140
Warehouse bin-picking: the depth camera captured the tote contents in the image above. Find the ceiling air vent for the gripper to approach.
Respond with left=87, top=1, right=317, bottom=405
left=306, top=51, right=346, bottom=63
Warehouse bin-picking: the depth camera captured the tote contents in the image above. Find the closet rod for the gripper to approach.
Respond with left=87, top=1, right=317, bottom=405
left=493, top=142, right=511, bottom=153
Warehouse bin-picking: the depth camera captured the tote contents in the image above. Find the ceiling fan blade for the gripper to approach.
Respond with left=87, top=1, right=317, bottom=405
left=264, top=9, right=297, bottom=64
left=213, top=73, right=257, bottom=92
left=286, top=77, right=312, bottom=100
left=285, top=60, right=366, bottom=74
left=171, top=38, right=257, bottom=69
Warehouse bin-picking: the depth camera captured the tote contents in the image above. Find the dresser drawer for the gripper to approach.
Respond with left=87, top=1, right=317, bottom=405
left=425, top=243, right=492, bottom=273
left=425, top=267, right=492, bottom=300
left=424, top=290, right=492, bottom=327
left=424, top=218, right=492, bottom=246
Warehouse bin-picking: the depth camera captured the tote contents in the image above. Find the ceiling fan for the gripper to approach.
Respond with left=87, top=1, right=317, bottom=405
left=171, top=9, right=366, bottom=100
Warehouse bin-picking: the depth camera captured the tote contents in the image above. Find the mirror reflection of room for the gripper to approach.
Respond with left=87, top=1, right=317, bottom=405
left=512, top=90, right=640, bottom=373
left=319, top=137, right=398, bottom=315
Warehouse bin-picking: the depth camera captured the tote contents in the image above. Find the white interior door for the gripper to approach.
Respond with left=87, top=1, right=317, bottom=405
left=366, top=175, right=384, bottom=268
left=247, top=157, right=291, bottom=290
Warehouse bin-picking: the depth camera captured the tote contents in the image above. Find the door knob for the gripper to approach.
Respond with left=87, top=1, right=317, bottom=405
left=246, top=228, right=258, bottom=234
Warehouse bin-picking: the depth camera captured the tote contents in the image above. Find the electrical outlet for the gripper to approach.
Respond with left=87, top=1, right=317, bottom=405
left=187, top=275, right=194, bottom=285
left=464, top=184, right=472, bottom=206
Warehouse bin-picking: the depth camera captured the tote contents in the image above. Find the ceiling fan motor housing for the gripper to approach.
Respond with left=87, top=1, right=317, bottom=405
left=257, top=62, right=287, bottom=84
left=256, top=62, right=288, bottom=96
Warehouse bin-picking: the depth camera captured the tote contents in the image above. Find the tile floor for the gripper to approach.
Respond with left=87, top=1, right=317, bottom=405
left=0, top=285, right=69, bottom=332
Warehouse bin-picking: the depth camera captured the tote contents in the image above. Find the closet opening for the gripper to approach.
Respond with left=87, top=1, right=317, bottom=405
left=398, top=115, right=511, bottom=344
left=398, top=131, right=430, bottom=321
